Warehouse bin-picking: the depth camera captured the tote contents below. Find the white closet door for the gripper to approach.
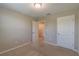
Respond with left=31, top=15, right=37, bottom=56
left=57, top=15, right=75, bottom=50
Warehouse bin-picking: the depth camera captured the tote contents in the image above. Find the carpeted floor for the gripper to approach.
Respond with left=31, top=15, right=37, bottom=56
left=0, top=43, right=78, bottom=56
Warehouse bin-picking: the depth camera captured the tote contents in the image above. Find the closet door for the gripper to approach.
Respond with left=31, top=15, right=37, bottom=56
left=57, top=15, right=75, bottom=50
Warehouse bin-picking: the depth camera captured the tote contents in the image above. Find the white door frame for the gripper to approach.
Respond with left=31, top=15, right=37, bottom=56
left=32, top=21, right=39, bottom=47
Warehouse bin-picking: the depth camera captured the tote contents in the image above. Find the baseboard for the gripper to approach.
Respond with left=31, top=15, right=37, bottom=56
left=45, top=41, right=79, bottom=54
left=0, top=42, right=30, bottom=54
left=73, top=49, right=79, bottom=54
left=45, top=41, right=58, bottom=46
left=78, top=51, right=79, bottom=54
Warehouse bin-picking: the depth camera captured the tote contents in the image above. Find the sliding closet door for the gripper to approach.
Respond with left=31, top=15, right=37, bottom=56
left=57, top=15, right=75, bottom=50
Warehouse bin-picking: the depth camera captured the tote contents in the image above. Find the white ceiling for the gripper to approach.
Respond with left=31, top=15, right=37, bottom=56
left=0, top=3, right=79, bottom=17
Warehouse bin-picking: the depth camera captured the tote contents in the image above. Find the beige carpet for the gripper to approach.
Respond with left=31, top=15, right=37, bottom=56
left=0, top=43, right=78, bottom=56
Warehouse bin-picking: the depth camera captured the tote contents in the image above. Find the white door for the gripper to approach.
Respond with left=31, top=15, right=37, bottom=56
left=32, top=21, right=39, bottom=47
left=57, top=15, right=75, bottom=50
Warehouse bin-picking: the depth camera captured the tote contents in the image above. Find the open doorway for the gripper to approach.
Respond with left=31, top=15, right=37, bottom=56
left=32, top=19, right=45, bottom=47
left=38, top=20, right=45, bottom=46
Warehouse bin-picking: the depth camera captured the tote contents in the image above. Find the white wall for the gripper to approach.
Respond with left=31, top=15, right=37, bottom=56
left=0, top=8, right=34, bottom=52
left=45, top=16, right=57, bottom=44
left=77, top=10, right=79, bottom=51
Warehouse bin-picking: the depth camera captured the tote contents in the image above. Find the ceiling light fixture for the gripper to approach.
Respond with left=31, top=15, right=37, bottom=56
left=34, top=3, right=42, bottom=8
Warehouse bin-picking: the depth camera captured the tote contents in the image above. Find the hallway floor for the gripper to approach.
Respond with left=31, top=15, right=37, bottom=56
left=0, top=43, right=78, bottom=56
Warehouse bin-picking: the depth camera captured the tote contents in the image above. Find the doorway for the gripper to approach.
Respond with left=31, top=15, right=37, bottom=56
left=38, top=21, right=45, bottom=46
left=32, top=19, right=45, bottom=47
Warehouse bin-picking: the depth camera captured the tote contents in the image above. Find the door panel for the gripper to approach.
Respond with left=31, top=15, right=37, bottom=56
left=57, top=15, right=75, bottom=49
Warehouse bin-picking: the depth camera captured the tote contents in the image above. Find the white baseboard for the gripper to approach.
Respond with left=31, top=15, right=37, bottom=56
left=45, top=41, right=79, bottom=54
left=73, top=49, right=79, bottom=54
left=0, top=42, right=30, bottom=54
left=45, top=41, right=58, bottom=46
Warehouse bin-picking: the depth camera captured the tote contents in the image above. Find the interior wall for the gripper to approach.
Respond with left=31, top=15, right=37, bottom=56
left=45, top=9, right=79, bottom=51
left=77, top=10, right=79, bottom=51
left=45, top=16, right=57, bottom=44
left=0, top=8, right=33, bottom=52
left=75, top=10, right=78, bottom=51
